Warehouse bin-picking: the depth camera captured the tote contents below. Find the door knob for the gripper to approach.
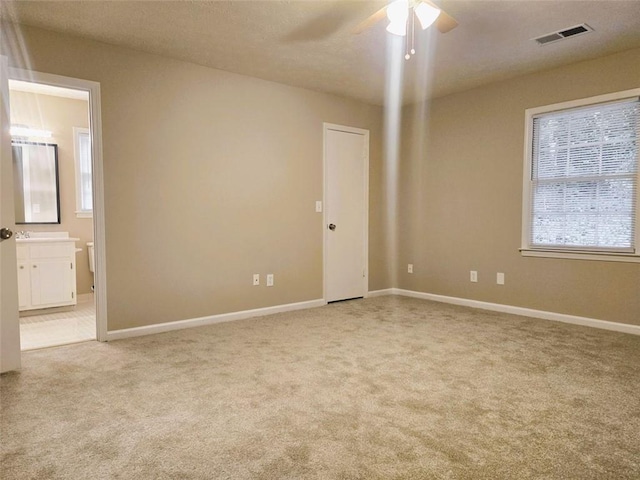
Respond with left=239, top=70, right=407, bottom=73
left=328, top=223, right=336, bottom=231
left=0, top=227, right=13, bottom=240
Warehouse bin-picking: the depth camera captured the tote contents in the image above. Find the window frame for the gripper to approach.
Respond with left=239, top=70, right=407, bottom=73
left=521, top=88, right=640, bottom=263
left=73, top=126, right=93, bottom=218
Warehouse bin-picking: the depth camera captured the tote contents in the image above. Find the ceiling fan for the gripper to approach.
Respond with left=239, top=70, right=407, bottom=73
left=353, top=0, right=458, bottom=59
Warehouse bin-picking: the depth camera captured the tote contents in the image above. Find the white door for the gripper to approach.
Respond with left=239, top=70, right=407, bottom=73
left=324, top=124, right=369, bottom=302
left=0, top=55, right=22, bottom=372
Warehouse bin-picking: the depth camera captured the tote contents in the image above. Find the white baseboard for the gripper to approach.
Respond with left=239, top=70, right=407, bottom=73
left=107, top=298, right=326, bottom=341
left=385, top=288, right=640, bottom=336
left=107, top=288, right=639, bottom=342
left=367, top=288, right=395, bottom=297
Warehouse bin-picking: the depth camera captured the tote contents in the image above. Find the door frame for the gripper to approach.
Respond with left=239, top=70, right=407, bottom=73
left=8, top=68, right=108, bottom=342
left=322, top=123, right=369, bottom=303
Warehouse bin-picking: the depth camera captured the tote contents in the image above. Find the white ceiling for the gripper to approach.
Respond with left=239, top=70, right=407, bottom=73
left=2, top=1, right=640, bottom=106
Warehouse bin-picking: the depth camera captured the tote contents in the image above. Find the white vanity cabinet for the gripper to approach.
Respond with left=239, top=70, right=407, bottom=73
left=16, top=235, right=78, bottom=311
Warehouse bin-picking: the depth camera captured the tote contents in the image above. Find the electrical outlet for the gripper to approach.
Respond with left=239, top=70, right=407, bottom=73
left=407, top=264, right=413, bottom=273
left=266, top=274, right=274, bottom=287
left=470, top=270, right=478, bottom=283
left=497, top=272, right=505, bottom=285
left=253, top=274, right=260, bottom=286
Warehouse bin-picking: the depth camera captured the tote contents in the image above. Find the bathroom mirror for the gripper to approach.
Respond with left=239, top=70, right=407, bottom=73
left=12, top=142, right=61, bottom=224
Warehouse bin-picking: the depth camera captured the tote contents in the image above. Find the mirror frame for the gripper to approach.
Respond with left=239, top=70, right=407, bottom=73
left=12, top=141, right=61, bottom=225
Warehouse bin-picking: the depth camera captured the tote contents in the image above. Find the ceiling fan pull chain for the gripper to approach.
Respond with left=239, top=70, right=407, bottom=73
left=404, top=4, right=411, bottom=60
left=410, top=8, right=416, bottom=56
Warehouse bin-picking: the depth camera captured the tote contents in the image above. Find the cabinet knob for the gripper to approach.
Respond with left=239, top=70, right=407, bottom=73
left=20, top=265, right=24, bottom=269
left=33, top=265, right=37, bottom=268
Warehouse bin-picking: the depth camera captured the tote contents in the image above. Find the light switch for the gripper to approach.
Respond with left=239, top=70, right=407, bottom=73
left=497, top=272, right=505, bottom=285
left=315, top=201, right=322, bottom=213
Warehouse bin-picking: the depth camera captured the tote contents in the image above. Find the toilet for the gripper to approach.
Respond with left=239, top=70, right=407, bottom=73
left=87, top=242, right=95, bottom=290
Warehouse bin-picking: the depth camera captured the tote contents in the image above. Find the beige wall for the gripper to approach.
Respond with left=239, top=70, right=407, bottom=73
left=9, top=91, right=94, bottom=295
left=3, top=24, right=387, bottom=331
left=4, top=23, right=636, bottom=331
left=398, top=47, right=640, bottom=325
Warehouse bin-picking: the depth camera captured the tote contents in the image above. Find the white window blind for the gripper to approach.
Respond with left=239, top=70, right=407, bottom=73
left=78, top=131, right=93, bottom=211
left=73, top=127, right=93, bottom=217
left=530, top=98, right=639, bottom=252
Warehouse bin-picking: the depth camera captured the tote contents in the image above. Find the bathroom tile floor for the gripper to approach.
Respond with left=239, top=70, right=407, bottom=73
left=20, top=298, right=96, bottom=351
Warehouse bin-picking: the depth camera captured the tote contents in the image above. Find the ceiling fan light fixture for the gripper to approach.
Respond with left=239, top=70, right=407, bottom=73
left=386, top=0, right=409, bottom=35
left=415, top=2, right=441, bottom=30
left=386, top=19, right=408, bottom=36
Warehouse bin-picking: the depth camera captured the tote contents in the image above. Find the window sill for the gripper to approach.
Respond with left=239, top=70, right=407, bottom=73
left=520, top=248, right=640, bottom=263
left=75, top=211, right=93, bottom=219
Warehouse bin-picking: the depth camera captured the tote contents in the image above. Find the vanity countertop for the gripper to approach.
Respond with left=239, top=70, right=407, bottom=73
left=17, top=237, right=80, bottom=243
left=15, top=232, right=80, bottom=242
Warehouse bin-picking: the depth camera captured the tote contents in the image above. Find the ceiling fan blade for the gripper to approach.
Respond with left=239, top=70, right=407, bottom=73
left=435, top=9, right=458, bottom=34
left=352, top=5, right=388, bottom=34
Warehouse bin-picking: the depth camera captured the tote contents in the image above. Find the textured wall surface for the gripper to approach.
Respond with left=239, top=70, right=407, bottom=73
left=4, top=24, right=386, bottom=331
left=3, top=23, right=637, bottom=331
left=398, top=48, right=640, bottom=325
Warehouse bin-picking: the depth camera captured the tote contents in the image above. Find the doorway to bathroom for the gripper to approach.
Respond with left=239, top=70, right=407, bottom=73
left=8, top=76, right=102, bottom=350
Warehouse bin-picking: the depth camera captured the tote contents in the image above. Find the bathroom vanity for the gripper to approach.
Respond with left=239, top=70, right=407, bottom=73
left=16, top=232, right=78, bottom=311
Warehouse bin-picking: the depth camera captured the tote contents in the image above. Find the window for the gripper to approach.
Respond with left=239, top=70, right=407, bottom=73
left=73, top=127, right=93, bottom=218
left=522, top=90, right=640, bottom=262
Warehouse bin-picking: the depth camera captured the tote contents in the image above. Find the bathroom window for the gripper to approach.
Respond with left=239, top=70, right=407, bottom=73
left=73, top=127, right=93, bottom=218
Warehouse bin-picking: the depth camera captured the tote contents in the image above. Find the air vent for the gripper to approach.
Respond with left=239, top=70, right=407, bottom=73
left=533, top=24, right=593, bottom=46
left=536, top=33, right=563, bottom=45
left=560, top=25, right=590, bottom=37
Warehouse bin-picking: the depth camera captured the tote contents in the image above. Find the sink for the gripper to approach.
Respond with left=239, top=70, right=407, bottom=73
left=27, top=232, right=70, bottom=239
left=16, top=232, right=79, bottom=242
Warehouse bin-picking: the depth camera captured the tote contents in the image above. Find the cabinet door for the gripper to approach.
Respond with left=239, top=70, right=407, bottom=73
left=17, top=262, right=29, bottom=309
left=30, top=259, right=74, bottom=307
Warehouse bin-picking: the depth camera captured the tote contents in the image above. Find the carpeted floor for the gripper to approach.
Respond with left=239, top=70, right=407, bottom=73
left=1, top=296, right=639, bottom=479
